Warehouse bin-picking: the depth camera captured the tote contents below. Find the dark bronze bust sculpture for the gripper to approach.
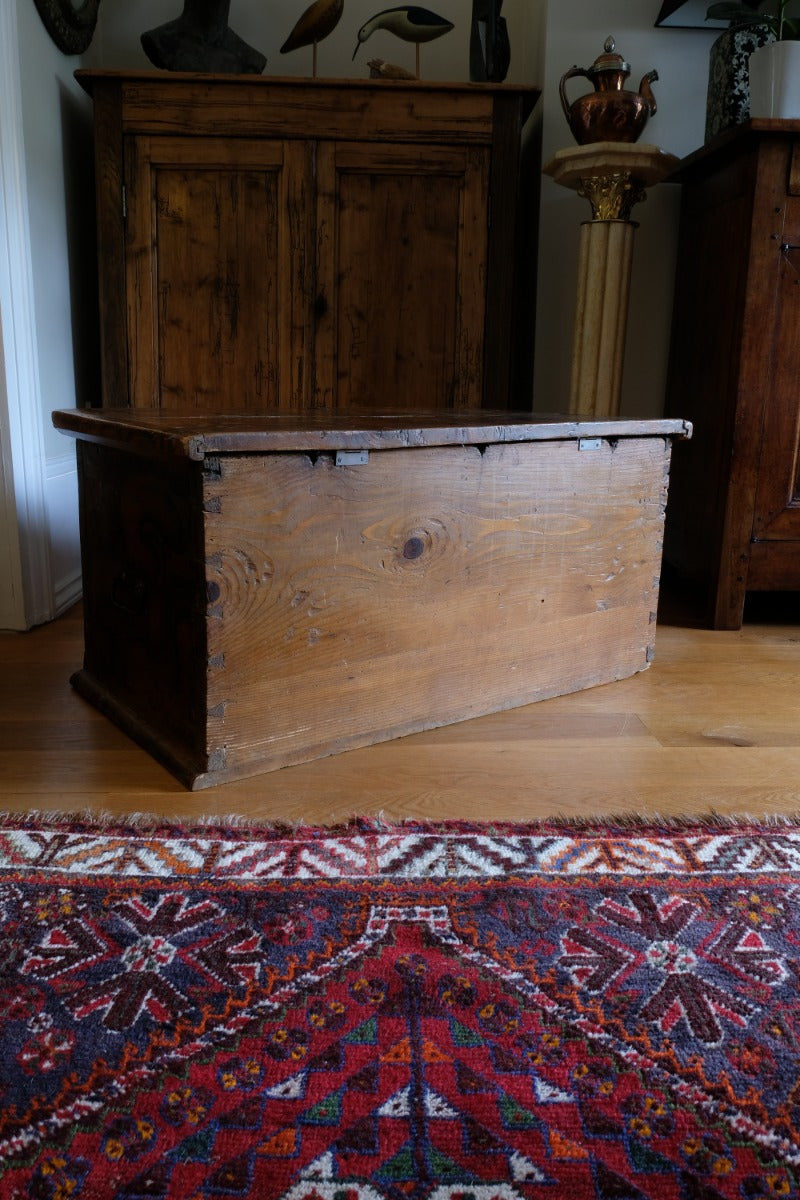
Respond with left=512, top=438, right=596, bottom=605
left=141, top=0, right=267, bottom=74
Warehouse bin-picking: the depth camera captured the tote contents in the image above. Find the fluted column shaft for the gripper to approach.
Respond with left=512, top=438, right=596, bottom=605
left=543, top=142, right=678, bottom=418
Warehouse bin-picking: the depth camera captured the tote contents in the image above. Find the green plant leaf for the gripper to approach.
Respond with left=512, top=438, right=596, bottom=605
left=707, top=0, right=800, bottom=36
left=707, top=1, right=770, bottom=21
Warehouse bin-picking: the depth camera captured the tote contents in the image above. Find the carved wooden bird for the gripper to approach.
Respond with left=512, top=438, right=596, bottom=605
left=280, top=0, right=344, bottom=74
left=353, top=5, right=454, bottom=73
left=367, top=57, right=416, bottom=78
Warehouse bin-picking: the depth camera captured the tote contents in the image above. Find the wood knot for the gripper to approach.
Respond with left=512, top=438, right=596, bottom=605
left=403, top=536, right=425, bottom=560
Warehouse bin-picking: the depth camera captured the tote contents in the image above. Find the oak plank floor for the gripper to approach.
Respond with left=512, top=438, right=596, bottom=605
left=1, top=585, right=799, bottom=825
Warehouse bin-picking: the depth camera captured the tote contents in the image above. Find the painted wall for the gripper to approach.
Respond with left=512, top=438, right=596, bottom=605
left=17, top=0, right=97, bottom=455
left=0, top=0, right=94, bottom=627
left=19, top=0, right=98, bottom=618
left=85, top=0, right=538, bottom=85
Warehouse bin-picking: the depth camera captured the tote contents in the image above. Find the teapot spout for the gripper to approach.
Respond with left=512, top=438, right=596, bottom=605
left=639, top=68, right=658, bottom=115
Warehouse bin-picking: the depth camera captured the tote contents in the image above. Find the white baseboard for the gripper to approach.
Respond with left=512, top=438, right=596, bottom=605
left=54, top=570, right=82, bottom=616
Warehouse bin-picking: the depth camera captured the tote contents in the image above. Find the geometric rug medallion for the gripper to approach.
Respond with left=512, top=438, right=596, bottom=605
left=1, top=815, right=799, bottom=1198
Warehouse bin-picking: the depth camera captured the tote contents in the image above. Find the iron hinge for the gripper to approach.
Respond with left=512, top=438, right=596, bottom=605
left=335, top=450, right=369, bottom=466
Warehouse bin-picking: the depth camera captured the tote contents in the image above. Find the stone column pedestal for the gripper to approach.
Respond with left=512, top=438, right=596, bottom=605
left=543, top=142, right=678, bottom=418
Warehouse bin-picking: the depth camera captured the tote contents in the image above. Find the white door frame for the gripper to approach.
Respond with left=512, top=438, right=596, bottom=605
left=0, top=0, right=55, bottom=630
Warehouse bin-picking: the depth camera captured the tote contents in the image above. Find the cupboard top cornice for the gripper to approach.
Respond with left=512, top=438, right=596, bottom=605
left=76, top=70, right=540, bottom=142
left=75, top=69, right=539, bottom=105
left=669, top=118, right=800, bottom=183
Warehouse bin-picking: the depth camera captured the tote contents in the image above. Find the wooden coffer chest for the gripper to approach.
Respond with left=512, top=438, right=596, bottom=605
left=54, top=410, right=690, bottom=789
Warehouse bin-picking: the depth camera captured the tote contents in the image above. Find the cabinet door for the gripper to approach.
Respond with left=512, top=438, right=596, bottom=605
left=749, top=177, right=800, bottom=589
left=124, top=136, right=312, bottom=411
left=313, top=142, right=490, bottom=412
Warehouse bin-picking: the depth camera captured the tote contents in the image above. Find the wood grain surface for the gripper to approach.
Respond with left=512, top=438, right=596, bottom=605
left=80, top=73, right=538, bottom=413
left=200, top=437, right=671, bottom=783
left=61, top=419, right=680, bottom=788
left=665, top=123, right=800, bottom=627
left=52, top=407, right=690, bottom=457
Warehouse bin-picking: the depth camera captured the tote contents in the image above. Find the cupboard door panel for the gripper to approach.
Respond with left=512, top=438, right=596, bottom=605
left=664, top=126, right=800, bottom=622
left=752, top=191, right=800, bottom=543
left=314, top=142, right=489, bottom=412
left=83, top=75, right=538, bottom=416
left=124, top=136, right=312, bottom=411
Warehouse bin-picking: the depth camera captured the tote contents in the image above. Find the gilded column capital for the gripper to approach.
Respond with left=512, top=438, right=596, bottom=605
left=542, top=142, right=679, bottom=222
left=576, top=171, right=647, bottom=221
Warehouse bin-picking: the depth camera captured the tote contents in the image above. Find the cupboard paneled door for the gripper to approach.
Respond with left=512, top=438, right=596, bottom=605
left=750, top=178, right=800, bottom=573
left=664, top=121, right=800, bottom=628
left=314, top=142, right=489, bottom=411
left=125, top=136, right=311, bottom=412
left=77, top=72, right=539, bottom=415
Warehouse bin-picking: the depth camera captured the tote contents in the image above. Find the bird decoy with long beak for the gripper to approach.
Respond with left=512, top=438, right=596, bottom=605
left=280, top=0, right=344, bottom=75
left=353, top=6, right=454, bottom=77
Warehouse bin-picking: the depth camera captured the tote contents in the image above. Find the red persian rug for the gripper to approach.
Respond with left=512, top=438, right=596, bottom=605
left=1, top=815, right=799, bottom=1200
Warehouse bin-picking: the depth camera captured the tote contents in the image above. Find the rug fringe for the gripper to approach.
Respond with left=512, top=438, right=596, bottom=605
left=540, top=809, right=800, bottom=830
left=0, top=809, right=402, bottom=836
left=2, top=809, right=800, bottom=835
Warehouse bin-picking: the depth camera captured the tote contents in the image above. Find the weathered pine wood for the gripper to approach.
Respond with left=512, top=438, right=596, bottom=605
left=485, top=92, right=530, bottom=405
left=74, top=440, right=208, bottom=768
left=664, top=120, right=800, bottom=629
left=125, top=135, right=312, bottom=412
left=201, top=438, right=672, bottom=785
left=57, top=411, right=686, bottom=789
left=313, top=141, right=489, bottom=411
left=77, top=72, right=538, bottom=414
left=53, top=407, right=690, bottom=456
left=76, top=71, right=538, bottom=143
left=90, top=77, right=127, bottom=408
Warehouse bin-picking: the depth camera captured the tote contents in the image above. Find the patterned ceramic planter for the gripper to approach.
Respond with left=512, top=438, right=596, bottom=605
left=705, top=23, right=775, bottom=140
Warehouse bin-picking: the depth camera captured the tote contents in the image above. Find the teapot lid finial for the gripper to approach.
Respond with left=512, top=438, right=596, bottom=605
left=591, top=35, right=629, bottom=75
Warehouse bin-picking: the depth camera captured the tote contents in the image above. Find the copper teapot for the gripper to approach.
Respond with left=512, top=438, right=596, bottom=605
left=559, top=37, right=658, bottom=145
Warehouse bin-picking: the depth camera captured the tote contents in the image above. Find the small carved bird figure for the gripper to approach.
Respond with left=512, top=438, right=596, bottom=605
left=367, top=57, right=416, bottom=78
left=280, top=0, right=344, bottom=75
left=353, top=6, right=454, bottom=76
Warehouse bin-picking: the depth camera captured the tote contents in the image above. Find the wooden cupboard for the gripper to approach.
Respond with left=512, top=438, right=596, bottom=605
left=664, top=120, right=800, bottom=628
left=76, top=71, right=539, bottom=415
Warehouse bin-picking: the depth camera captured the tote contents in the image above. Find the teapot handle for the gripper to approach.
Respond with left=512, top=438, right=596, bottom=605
left=559, top=66, right=592, bottom=121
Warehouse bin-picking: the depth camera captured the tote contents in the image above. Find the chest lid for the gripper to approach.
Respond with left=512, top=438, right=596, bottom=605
left=53, top=409, right=691, bottom=461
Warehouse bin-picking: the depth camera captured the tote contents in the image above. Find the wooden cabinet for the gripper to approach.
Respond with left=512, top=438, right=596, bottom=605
left=664, top=120, right=800, bottom=628
left=77, top=71, right=538, bottom=415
